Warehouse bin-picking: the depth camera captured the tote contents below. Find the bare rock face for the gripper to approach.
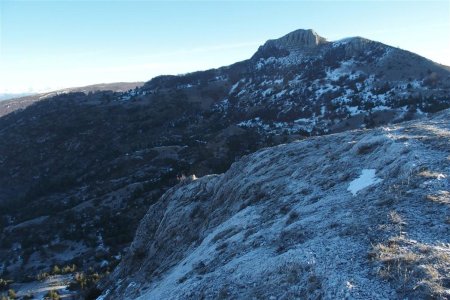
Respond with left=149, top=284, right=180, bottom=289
left=100, top=109, right=450, bottom=299
left=269, top=29, right=327, bottom=50
left=252, top=29, right=327, bottom=59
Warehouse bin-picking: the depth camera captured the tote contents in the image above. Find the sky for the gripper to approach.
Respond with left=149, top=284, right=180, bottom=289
left=0, top=0, right=449, bottom=94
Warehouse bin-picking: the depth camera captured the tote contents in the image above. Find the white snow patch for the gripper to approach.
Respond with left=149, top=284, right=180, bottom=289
left=97, top=289, right=110, bottom=300
left=262, top=88, right=273, bottom=97
left=372, top=105, right=391, bottom=112
left=237, top=89, right=246, bottom=97
left=275, top=90, right=287, bottom=98
left=326, top=68, right=345, bottom=81
left=436, top=173, right=446, bottom=180
left=332, top=37, right=355, bottom=47
left=347, top=169, right=383, bottom=196
left=229, top=82, right=240, bottom=94
left=347, top=106, right=360, bottom=116
left=274, top=79, right=284, bottom=85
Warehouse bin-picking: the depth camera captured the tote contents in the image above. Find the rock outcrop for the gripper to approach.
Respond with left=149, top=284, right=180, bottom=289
left=101, top=110, right=450, bottom=299
left=252, top=29, right=327, bottom=59
left=268, top=29, right=327, bottom=50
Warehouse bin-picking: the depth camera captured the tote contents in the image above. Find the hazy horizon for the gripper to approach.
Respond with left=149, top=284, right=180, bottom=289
left=1, top=0, right=449, bottom=94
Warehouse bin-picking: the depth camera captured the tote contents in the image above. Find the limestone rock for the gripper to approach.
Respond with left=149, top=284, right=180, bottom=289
left=101, top=109, right=450, bottom=300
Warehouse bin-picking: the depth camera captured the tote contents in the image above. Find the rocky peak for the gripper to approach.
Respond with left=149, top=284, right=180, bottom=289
left=267, top=29, right=327, bottom=50
left=252, top=29, right=327, bottom=59
left=273, top=29, right=327, bottom=49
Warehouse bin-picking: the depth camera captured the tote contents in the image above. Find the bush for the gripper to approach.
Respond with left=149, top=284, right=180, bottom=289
left=69, top=271, right=101, bottom=291
left=61, top=264, right=76, bottom=274
left=7, top=289, right=17, bottom=299
left=52, top=265, right=60, bottom=275
left=36, top=272, right=49, bottom=281
left=44, top=290, right=59, bottom=300
left=0, top=279, right=11, bottom=291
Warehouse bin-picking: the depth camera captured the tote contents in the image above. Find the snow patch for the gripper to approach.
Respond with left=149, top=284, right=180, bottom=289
left=332, top=37, right=355, bottom=47
left=347, top=169, right=383, bottom=196
left=262, top=88, right=273, bottom=97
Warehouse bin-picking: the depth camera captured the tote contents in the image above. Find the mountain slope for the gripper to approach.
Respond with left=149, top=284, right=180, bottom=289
left=1, top=29, right=449, bottom=285
left=142, top=29, right=450, bottom=136
left=102, top=109, right=450, bottom=299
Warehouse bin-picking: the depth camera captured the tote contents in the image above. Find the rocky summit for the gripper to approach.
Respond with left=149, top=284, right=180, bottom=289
left=262, top=29, right=327, bottom=51
left=102, top=109, right=450, bottom=299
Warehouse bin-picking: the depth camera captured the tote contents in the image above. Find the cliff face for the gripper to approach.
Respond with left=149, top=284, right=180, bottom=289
left=101, top=110, right=450, bottom=299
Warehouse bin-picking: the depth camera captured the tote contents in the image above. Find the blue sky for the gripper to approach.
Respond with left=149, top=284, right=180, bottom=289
left=0, top=0, right=449, bottom=93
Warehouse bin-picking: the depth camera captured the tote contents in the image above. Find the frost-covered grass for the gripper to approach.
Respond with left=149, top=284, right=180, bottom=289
left=371, top=236, right=450, bottom=298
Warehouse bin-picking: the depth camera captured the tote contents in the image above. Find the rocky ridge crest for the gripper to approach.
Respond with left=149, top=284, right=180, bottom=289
left=101, top=110, right=450, bottom=299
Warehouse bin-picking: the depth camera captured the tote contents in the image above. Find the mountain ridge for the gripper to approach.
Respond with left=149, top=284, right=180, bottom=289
left=0, top=81, right=144, bottom=117
left=0, top=29, right=449, bottom=298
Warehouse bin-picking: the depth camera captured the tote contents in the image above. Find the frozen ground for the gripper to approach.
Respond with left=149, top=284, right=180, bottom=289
left=101, top=109, right=450, bottom=299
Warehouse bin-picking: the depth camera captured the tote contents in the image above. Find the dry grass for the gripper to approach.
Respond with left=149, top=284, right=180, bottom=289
left=370, top=237, right=450, bottom=298
left=417, top=170, right=447, bottom=180
left=389, top=211, right=405, bottom=225
left=426, top=191, right=450, bottom=205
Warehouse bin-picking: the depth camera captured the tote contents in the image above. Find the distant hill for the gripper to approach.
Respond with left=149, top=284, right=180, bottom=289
left=0, top=93, right=36, bottom=102
left=0, top=81, right=144, bottom=117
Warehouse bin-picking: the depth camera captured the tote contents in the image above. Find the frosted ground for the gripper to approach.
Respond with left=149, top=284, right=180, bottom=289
left=101, top=109, right=450, bottom=299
